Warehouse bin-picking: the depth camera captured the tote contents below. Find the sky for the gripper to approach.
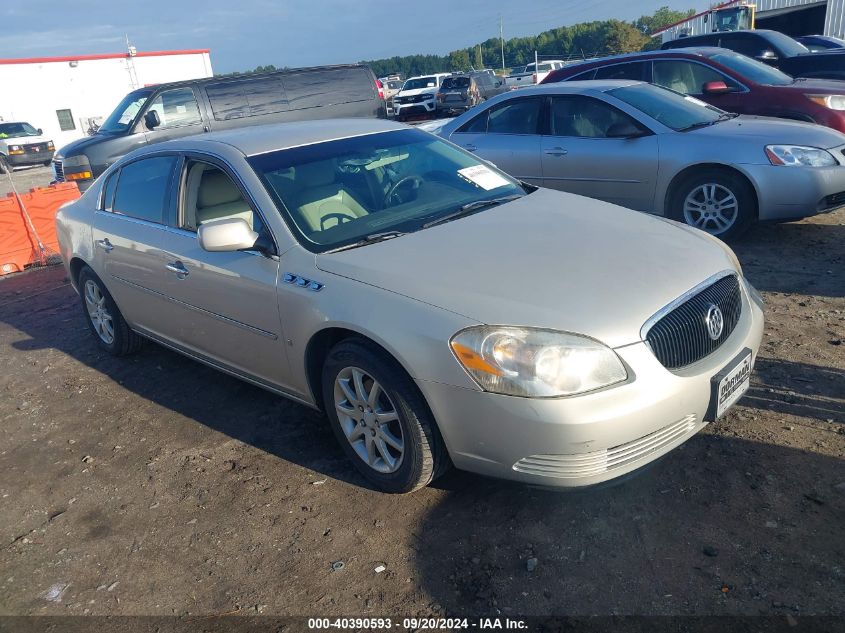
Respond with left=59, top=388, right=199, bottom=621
left=0, top=0, right=696, bottom=74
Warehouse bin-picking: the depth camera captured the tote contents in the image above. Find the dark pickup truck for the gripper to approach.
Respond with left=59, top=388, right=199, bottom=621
left=662, top=30, right=845, bottom=80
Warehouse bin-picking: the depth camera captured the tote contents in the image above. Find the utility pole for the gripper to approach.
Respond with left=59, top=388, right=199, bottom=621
left=500, top=15, right=505, bottom=72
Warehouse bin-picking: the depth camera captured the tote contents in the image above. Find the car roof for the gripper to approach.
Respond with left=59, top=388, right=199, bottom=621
left=498, top=79, right=644, bottom=95
left=546, top=47, right=729, bottom=76
left=154, top=118, right=410, bottom=157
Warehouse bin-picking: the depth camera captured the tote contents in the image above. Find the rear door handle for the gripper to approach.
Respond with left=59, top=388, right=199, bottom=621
left=165, top=261, right=189, bottom=278
left=463, top=144, right=477, bottom=152
left=544, top=147, right=568, bottom=156
left=96, top=238, right=114, bottom=252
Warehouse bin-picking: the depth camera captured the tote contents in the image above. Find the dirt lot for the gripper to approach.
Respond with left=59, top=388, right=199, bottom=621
left=0, top=165, right=843, bottom=620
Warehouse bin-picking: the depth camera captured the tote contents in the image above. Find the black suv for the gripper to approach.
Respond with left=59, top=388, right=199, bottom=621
left=662, top=30, right=845, bottom=80
left=53, top=64, right=386, bottom=191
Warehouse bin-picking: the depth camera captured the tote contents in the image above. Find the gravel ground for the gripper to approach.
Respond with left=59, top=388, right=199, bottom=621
left=0, top=164, right=843, bottom=618
left=1, top=165, right=54, bottom=196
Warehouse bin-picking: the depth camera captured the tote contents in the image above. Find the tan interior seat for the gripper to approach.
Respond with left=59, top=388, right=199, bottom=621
left=194, top=169, right=254, bottom=228
left=293, top=159, right=368, bottom=232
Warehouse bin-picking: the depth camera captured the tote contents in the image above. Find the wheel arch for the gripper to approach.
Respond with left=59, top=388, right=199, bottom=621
left=304, top=325, right=420, bottom=413
left=664, top=163, right=760, bottom=221
left=68, top=256, right=89, bottom=292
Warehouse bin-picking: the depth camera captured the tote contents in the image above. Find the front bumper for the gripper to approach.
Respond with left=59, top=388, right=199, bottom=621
left=7, top=149, right=54, bottom=167
left=744, top=153, right=845, bottom=221
left=394, top=100, right=436, bottom=117
left=416, top=278, right=765, bottom=488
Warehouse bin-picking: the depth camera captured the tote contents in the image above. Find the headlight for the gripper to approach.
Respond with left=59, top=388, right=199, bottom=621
left=806, top=94, right=845, bottom=110
left=9, top=145, right=21, bottom=151
left=450, top=326, right=627, bottom=398
left=765, top=145, right=837, bottom=167
left=422, top=93, right=435, bottom=100
left=61, top=154, right=91, bottom=168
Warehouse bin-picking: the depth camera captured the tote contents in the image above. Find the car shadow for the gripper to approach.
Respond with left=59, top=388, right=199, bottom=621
left=731, top=220, right=845, bottom=298
left=745, top=356, right=844, bottom=425
left=0, top=266, right=373, bottom=490
left=412, top=433, right=845, bottom=616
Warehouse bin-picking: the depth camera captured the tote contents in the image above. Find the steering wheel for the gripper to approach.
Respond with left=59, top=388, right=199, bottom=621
left=384, top=176, right=422, bottom=206
left=319, top=212, right=356, bottom=230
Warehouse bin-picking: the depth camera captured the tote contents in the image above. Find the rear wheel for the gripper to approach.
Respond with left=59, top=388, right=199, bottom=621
left=322, top=339, right=448, bottom=493
left=669, top=168, right=756, bottom=240
left=77, top=265, right=142, bottom=356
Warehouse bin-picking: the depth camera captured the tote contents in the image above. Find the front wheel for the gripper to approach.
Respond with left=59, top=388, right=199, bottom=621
left=668, top=169, right=756, bottom=240
left=77, top=265, right=143, bottom=356
left=322, top=339, right=448, bottom=493
left=0, top=155, right=8, bottom=174
left=43, top=160, right=52, bottom=167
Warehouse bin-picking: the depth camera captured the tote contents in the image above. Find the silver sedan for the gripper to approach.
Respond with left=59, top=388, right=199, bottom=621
left=438, top=80, right=845, bottom=239
left=56, top=118, right=763, bottom=493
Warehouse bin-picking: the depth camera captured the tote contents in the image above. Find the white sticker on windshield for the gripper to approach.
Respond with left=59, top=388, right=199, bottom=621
left=458, top=165, right=510, bottom=191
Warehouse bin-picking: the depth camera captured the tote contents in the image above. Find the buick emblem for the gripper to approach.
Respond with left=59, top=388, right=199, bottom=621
left=705, top=304, right=724, bottom=341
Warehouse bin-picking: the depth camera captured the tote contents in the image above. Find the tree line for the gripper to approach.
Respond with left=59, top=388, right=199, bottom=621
left=225, top=6, right=693, bottom=78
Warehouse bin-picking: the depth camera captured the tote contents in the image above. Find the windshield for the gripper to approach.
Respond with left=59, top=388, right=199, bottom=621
left=608, top=83, right=724, bottom=131
left=709, top=51, right=794, bottom=86
left=402, top=77, right=438, bottom=91
left=441, top=77, right=471, bottom=89
left=248, top=128, right=525, bottom=253
left=764, top=30, right=810, bottom=57
left=0, top=122, right=39, bottom=138
left=99, top=88, right=154, bottom=133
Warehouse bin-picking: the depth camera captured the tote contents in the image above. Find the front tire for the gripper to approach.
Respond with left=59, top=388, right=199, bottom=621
left=0, top=155, right=8, bottom=174
left=322, top=339, right=448, bottom=493
left=77, top=265, right=142, bottom=356
left=668, top=168, right=756, bottom=240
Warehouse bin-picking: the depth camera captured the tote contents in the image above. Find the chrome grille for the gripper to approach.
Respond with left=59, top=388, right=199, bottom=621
left=513, top=414, right=698, bottom=479
left=645, top=274, right=742, bottom=369
left=53, top=159, right=64, bottom=181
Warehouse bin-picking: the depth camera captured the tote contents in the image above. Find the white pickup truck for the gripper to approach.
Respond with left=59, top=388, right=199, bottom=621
left=505, top=60, right=567, bottom=89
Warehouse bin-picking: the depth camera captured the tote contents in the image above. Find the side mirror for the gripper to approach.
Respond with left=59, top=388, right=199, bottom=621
left=37, top=128, right=43, bottom=135
left=144, top=109, right=161, bottom=130
left=606, top=121, right=647, bottom=139
left=703, top=81, right=732, bottom=95
left=197, top=218, right=258, bottom=252
left=755, top=49, right=778, bottom=62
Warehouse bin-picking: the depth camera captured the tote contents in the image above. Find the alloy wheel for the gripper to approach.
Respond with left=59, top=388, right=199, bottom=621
left=682, top=183, right=739, bottom=235
left=84, top=279, right=115, bottom=345
left=333, top=366, right=404, bottom=474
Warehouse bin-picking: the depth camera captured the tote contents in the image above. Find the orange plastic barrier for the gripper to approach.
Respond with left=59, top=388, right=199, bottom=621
left=0, top=182, right=80, bottom=275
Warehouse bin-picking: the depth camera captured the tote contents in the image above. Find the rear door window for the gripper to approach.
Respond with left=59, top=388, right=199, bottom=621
left=112, top=156, right=178, bottom=224
left=593, top=62, right=647, bottom=81
left=206, top=82, right=250, bottom=120
left=244, top=77, right=289, bottom=116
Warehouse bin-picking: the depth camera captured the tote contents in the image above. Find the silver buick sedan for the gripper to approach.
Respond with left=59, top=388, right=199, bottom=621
left=437, top=80, right=845, bottom=239
left=56, top=119, right=764, bottom=493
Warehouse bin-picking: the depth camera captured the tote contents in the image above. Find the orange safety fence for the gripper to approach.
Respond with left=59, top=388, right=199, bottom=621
left=0, top=182, right=80, bottom=275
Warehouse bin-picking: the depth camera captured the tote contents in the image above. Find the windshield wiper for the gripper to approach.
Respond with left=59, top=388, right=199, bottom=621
left=421, top=195, right=523, bottom=229
left=678, top=112, right=737, bottom=132
left=322, top=230, right=407, bottom=254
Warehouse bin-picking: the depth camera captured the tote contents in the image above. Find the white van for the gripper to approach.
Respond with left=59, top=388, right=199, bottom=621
left=0, top=121, right=55, bottom=173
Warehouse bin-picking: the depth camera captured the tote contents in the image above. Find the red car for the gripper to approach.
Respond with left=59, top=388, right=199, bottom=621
left=542, top=47, right=845, bottom=134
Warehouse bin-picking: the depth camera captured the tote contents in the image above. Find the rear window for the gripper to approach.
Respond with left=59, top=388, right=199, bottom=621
left=206, top=68, right=375, bottom=121
left=441, top=77, right=471, bottom=89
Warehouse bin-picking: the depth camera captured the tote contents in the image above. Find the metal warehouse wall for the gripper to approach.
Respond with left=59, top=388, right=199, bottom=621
left=0, top=51, right=213, bottom=151
left=659, top=0, right=845, bottom=42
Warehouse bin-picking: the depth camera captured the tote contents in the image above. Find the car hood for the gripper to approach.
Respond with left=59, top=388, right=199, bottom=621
left=315, top=188, right=737, bottom=348
left=397, top=87, right=437, bottom=97
left=0, top=134, right=51, bottom=145
left=694, top=115, right=845, bottom=148
left=55, top=132, right=114, bottom=158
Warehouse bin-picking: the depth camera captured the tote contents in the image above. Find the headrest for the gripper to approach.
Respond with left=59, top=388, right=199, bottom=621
left=295, top=159, right=336, bottom=188
left=198, top=170, right=242, bottom=208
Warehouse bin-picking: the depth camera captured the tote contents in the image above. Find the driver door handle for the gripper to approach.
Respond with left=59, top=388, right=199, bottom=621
left=463, top=144, right=477, bottom=152
left=96, top=238, right=114, bottom=252
left=165, top=261, right=189, bottom=278
left=544, top=147, right=568, bottom=156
